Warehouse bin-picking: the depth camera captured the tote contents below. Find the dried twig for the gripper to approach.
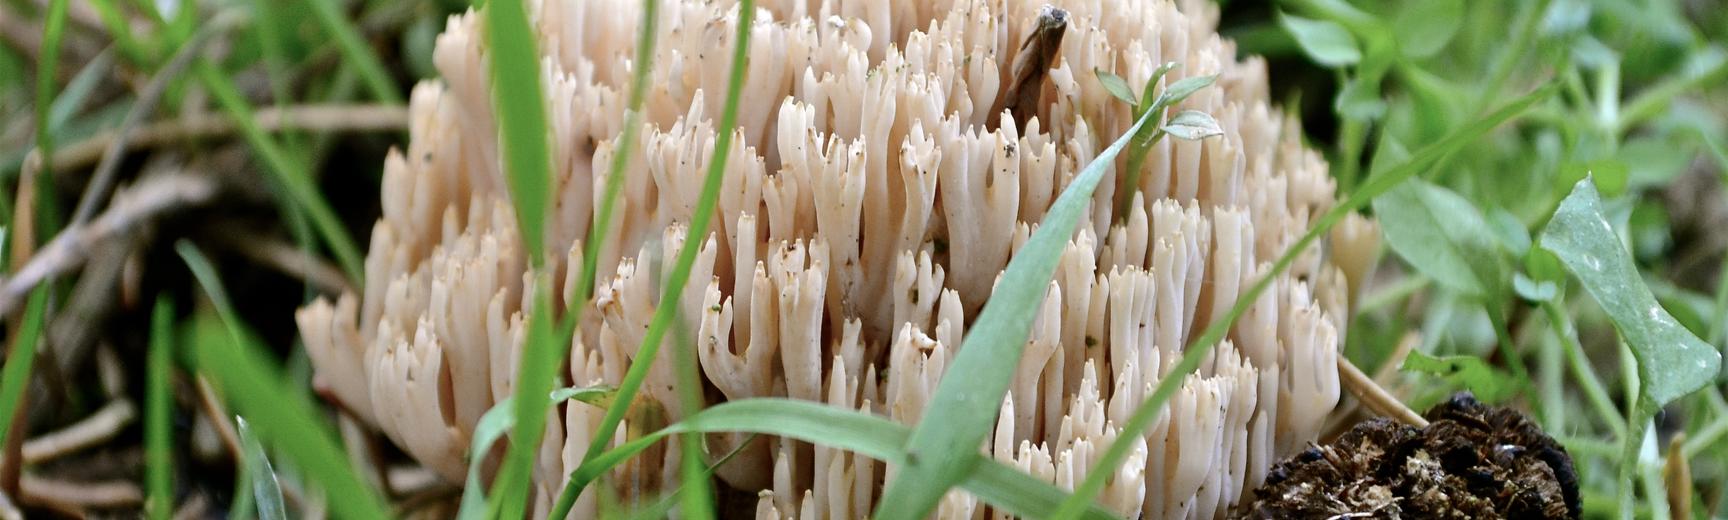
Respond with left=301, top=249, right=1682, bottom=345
left=70, top=11, right=238, bottom=227
left=208, top=228, right=355, bottom=296
left=0, top=173, right=218, bottom=317
left=0, top=490, right=19, bottom=520
left=1324, top=332, right=1421, bottom=438
left=171, top=493, right=209, bottom=520
left=10, top=152, right=41, bottom=269
left=52, top=104, right=409, bottom=175
left=1668, top=433, right=1693, bottom=520
left=1338, top=356, right=1429, bottom=428
left=19, top=473, right=143, bottom=511
left=191, top=378, right=243, bottom=465
left=20, top=399, right=135, bottom=464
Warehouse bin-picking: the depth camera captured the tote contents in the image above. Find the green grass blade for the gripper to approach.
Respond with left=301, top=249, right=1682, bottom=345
left=194, top=64, right=364, bottom=283
left=482, top=0, right=562, bottom=512
left=540, top=0, right=664, bottom=514
left=568, top=399, right=1120, bottom=520
left=491, top=280, right=564, bottom=519
left=0, top=287, right=50, bottom=453
left=874, top=69, right=1169, bottom=520
left=304, top=0, right=404, bottom=105
left=146, top=296, right=175, bottom=520
left=1048, top=83, right=1557, bottom=520
left=558, top=0, right=754, bottom=514
left=455, top=385, right=613, bottom=519
left=675, top=314, right=714, bottom=517
left=87, top=0, right=154, bottom=65
left=483, top=0, right=551, bottom=264
left=574, top=0, right=659, bottom=311
left=237, top=417, right=288, bottom=520
left=49, top=50, right=115, bottom=137
left=176, top=242, right=390, bottom=519
left=33, top=0, right=68, bottom=177
left=628, top=433, right=757, bottom=520
left=30, top=0, right=70, bottom=234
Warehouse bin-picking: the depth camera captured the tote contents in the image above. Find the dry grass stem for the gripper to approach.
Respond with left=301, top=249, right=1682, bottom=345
left=20, top=399, right=135, bottom=464
left=1338, top=356, right=1428, bottom=428
left=52, top=104, right=408, bottom=175
left=0, top=173, right=217, bottom=317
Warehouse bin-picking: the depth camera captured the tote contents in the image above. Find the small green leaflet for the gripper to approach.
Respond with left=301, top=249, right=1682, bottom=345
left=1161, top=110, right=1223, bottom=140
left=1373, top=179, right=1507, bottom=298
left=1391, top=0, right=1463, bottom=58
left=1539, top=179, right=1721, bottom=407
left=456, top=386, right=615, bottom=520
left=1093, top=68, right=1138, bottom=106
left=1155, top=74, right=1217, bottom=109
left=1277, top=12, right=1361, bottom=67
left=1401, top=351, right=1514, bottom=403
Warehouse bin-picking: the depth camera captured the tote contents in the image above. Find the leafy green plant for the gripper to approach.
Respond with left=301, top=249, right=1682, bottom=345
left=1539, top=178, right=1723, bottom=513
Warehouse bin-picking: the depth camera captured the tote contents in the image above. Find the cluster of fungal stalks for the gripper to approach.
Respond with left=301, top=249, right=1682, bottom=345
left=294, top=0, right=1381, bottom=517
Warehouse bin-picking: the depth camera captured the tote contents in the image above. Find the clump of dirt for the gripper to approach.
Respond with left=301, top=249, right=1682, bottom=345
left=1232, top=393, right=1579, bottom=519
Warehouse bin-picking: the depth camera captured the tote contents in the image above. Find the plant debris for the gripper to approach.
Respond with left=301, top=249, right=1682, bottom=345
left=1232, top=392, right=1580, bottom=519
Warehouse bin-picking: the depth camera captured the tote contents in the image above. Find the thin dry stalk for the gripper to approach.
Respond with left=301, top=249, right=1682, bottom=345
left=70, top=12, right=232, bottom=227
left=1338, top=356, right=1429, bottom=428
left=0, top=488, right=20, bottom=520
left=19, top=474, right=143, bottom=511
left=1668, top=433, right=1693, bottom=520
left=210, top=230, right=355, bottom=296
left=0, top=173, right=218, bottom=317
left=10, top=152, right=41, bottom=269
left=20, top=399, right=135, bottom=464
left=52, top=104, right=409, bottom=175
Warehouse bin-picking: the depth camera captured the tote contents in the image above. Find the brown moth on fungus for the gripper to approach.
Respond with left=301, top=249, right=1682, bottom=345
left=294, top=0, right=1381, bottom=517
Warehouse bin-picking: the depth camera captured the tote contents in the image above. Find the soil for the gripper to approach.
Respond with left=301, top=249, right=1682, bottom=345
left=1232, top=393, right=1579, bottom=519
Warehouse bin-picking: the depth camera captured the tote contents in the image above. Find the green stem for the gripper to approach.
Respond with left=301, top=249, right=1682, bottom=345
left=1358, top=276, right=1430, bottom=313
left=556, top=1, right=753, bottom=515
left=1683, top=407, right=1728, bottom=459
left=145, top=297, right=175, bottom=520
left=1543, top=301, right=1627, bottom=437
left=543, top=0, right=663, bottom=516
left=305, top=0, right=403, bottom=105
left=1617, top=55, right=1728, bottom=134
left=673, top=313, right=713, bottom=519
left=1475, top=0, right=1553, bottom=115
left=1595, top=62, right=1621, bottom=130
left=30, top=0, right=70, bottom=237
left=196, top=63, right=365, bottom=283
left=1486, top=301, right=1534, bottom=393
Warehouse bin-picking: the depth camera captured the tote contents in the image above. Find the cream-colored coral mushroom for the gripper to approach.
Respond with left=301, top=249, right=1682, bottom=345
left=294, top=0, right=1371, bottom=517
